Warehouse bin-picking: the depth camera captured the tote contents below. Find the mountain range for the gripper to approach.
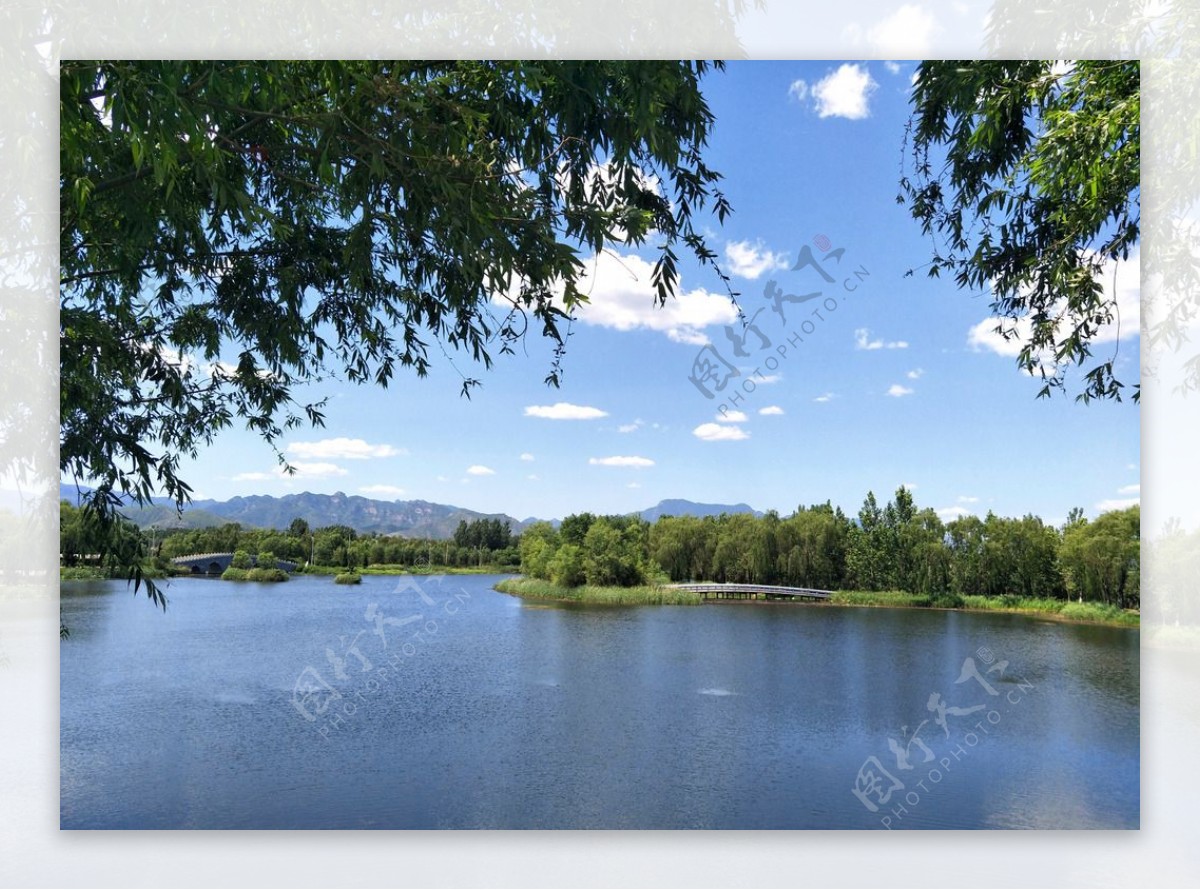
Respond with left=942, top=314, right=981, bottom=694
left=60, top=485, right=762, bottom=539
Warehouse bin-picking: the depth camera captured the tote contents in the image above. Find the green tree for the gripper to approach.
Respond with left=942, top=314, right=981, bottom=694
left=1060, top=505, right=1140, bottom=607
left=518, top=522, right=559, bottom=581
left=230, top=549, right=252, bottom=569
left=60, top=60, right=733, bottom=599
left=549, top=543, right=586, bottom=588
left=901, top=60, right=1140, bottom=401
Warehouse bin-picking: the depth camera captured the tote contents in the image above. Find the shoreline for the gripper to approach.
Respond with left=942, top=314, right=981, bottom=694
left=495, top=578, right=1139, bottom=628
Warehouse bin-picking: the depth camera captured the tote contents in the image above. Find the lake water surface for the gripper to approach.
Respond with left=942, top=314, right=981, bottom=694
left=60, top=574, right=1139, bottom=829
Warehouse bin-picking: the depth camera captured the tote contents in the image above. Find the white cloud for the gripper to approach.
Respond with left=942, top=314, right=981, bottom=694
left=958, top=495, right=980, bottom=504
left=811, top=64, right=878, bottom=120
left=725, top=240, right=789, bottom=280
left=627, top=482, right=642, bottom=489
left=906, top=368, right=925, bottom=380
left=1117, top=483, right=1140, bottom=496
left=524, top=402, right=608, bottom=420
left=788, top=79, right=808, bottom=101
left=284, top=461, right=349, bottom=478
left=466, top=465, right=496, bottom=476
left=359, top=484, right=406, bottom=498
left=814, top=392, right=836, bottom=403
left=520, top=452, right=535, bottom=462
left=531, top=250, right=738, bottom=345
left=287, top=437, right=404, bottom=460
left=755, top=374, right=783, bottom=384
left=884, top=61, right=902, bottom=75
left=720, top=410, right=749, bottom=423
left=759, top=405, right=785, bottom=416
left=231, top=471, right=272, bottom=482
left=589, top=455, right=656, bottom=468
left=856, top=327, right=909, bottom=350
left=868, top=4, right=940, bottom=57
left=618, top=420, right=643, bottom=433
left=937, top=505, right=974, bottom=522
left=887, top=384, right=914, bottom=397
left=693, top=422, right=750, bottom=442
left=967, top=252, right=1140, bottom=365
left=1097, top=497, right=1140, bottom=512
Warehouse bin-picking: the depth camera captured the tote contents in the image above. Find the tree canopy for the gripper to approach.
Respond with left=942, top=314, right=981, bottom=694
left=900, top=60, right=1140, bottom=402
left=60, top=60, right=732, bottom=592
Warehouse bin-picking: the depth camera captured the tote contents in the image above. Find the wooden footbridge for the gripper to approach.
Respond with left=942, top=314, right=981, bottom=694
left=665, top=583, right=832, bottom=602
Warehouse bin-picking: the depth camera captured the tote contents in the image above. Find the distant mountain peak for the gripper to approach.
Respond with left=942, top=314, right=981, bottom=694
left=638, top=499, right=762, bottom=522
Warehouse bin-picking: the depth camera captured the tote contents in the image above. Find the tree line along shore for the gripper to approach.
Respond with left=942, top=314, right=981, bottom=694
left=60, top=490, right=1139, bottom=627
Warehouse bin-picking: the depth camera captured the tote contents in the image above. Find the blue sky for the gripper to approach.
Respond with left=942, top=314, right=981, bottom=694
left=158, top=61, right=1139, bottom=526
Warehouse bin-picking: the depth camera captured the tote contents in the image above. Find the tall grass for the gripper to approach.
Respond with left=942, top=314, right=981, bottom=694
left=495, top=577, right=701, bottom=605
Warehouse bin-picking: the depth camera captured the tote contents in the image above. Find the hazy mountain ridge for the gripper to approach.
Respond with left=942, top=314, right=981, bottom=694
left=60, top=485, right=762, bottom=538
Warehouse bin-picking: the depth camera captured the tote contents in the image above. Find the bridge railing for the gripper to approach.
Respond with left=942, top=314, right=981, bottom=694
left=664, top=582, right=833, bottom=599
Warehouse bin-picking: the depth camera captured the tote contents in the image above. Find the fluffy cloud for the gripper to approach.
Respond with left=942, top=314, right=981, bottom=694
left=724, top=240, right=788, bottom=280
left=1096, top=497, right=1140, bottom=512
left=231, top=471, right=272, bottom=482
left=231, top=462, right=348, bottom=481
left=788, top=79, right=809, bottom=101
left=868, top=4, right=939, bottom=57
left=759, top=405, right=785, bottom=415
left=506, top=250, right=737, bottom=346
left=618, top=420, right=644, bottom=433
left=589, top=456, right=655, bottom=468
left=906, top=368, right=924, bottom=380
left=887, top=384, right=914, bottom=397
left=967, top=252, right=1140, bottom=363
left=466, top=465, right=496, bottom=476
left=720, top=410, right=749, bottom=422
left=282, top=461, right=348, bottom=478
left=812, top=64, right=878, bottom=120
left=958, top=495, right=980, bottom=504
left=519, top=452, right=535, bottom=461
left=359, top=484, right=406, bottom=498
left=693, top=422, right=750, bottom=442
left=524, top=402, right=608, bottom=420
left=814, top=393, right=836, bottom=403
left=287, top=437, right=404, bottom=460
left=855, top=327, right=909, bottom=350
left=937, top=505, right=973, bottom=522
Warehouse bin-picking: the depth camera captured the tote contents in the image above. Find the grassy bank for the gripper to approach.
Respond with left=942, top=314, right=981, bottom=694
left=496, top=579, right=1137, bottom=626
left=831, top=589, right=1138, bottom=628
left=60, top=564, right=176, bottom=581
left=495, top=577, right=702, bottom=606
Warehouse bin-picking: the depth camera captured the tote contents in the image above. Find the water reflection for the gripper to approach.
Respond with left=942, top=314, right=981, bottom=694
left=60, top=575, right=1138, bottom=829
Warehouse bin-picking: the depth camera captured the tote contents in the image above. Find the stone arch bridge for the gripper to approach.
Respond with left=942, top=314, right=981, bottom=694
left=170, top=552, right=299, bottom=575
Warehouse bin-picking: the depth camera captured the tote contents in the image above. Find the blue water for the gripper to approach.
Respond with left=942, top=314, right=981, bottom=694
left=60, top=575, right=1139, bottom=829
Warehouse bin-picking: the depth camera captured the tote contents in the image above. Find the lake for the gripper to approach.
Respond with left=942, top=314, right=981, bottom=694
left=60, top=574, right=1139, bottom=829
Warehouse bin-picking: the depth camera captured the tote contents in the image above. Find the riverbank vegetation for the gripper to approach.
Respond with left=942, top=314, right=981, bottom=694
left=495, top=578, right=701, bottom=606
left=495, top=579, right=1136, bottom=626
left=155, top=516, right=520, bottom=572
left=62, top=489, right=1139, bottom=627
left=515, top=488, right=1139, bottom=623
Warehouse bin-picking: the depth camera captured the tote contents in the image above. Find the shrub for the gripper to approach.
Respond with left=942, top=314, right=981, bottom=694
left=335, top=572, right=362, bottom=585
